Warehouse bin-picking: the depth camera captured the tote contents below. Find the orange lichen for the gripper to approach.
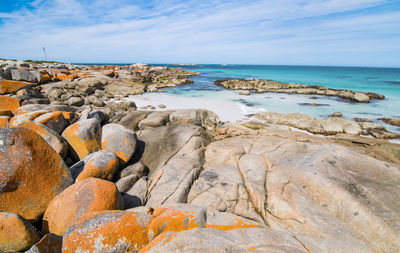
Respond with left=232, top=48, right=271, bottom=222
left=147, top=206, right=201, bottom=240
left=0, top=212, right=40, bottom=252
left=138, top=231, right=177, bottom=253
left=62, top=122, right=101, bottom=159
left=62, top=210, right=149, bottom=252
left=12, top=120, right=65, bottom=154
left=249, top=246, right=257, bottom=250
left=76, top=157, right=118, bottom=182
left=0, top=95, right=21, bottom=112
left=35, top=111, right=64, bottom=125
left=0, top=80, right=35, bottom=94
left=62, top=111, right=78, bottom=124
left=9, top=111, right=48, bottom=127
left=0, top=117, right=9, bottom=128
left=0, top=128, right=71, bottom=222
left=42, top=178, right=121, bottom=236
left=206, top=217, right=259, bottom=231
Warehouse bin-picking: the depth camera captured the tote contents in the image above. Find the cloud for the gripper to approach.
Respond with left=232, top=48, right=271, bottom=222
left=0, top=0, right=399, bottom=66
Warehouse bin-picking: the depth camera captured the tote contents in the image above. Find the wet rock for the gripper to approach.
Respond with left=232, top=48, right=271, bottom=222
left=329, top=112, right=343, bottom=117
left=378, top=117, right=400, bottom=126
left=43, top=178, right=123, bottom=236
left=0, top=128, right=73, bottom=221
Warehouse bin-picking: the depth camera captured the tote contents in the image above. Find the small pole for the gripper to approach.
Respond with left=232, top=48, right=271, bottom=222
left=42, top=47, right=48, bottom=61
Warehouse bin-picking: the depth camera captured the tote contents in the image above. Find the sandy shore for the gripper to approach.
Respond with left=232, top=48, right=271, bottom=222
left=127, top=92, right=267, bottom=122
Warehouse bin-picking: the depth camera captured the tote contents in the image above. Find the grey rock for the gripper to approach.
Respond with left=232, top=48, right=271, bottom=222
left=138, top=111, right=170, bottom=129
left=102, top=123, right=137, bottom=165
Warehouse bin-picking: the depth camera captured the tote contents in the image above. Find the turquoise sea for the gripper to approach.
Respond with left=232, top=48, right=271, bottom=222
left=152, top=64, right=400, bottom=133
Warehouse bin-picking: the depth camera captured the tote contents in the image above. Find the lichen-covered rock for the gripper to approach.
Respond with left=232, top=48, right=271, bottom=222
left=0, top=212, right=40, bottom=252
left=26, top=233, right=62, bottom=253
left=9, top=110, right=49, bottom=127
left=62, top=210, right=151, bottom=252
left=139, top=228, right=307, bottom=253
left=0, top=95, right=21, bottom=112
left=0, top=128, right=73, bottom=221
left=102, top=123, right=137, bottom=165
left=43, top=178, right=123, bottom=236
left=0, top=80, right=33, bottom=94
left=0, top=116, right=9, bottom=128
left=76, top=150, right=119, bottom=182
left=62, top=118, right=102, bottom=159
left=13, top=104, right=77, bottom=115
left=12, top=120, right=68, bottom=157
left=33, top=111, right=68, bottom=134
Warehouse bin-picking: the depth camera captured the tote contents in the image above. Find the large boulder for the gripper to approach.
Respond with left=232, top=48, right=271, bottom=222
left=74, top=150, right=119, bottom=182
left=138, top=111, right=170, bottom=129
left=62, top=210, right=150, bottom=252
left=12, top=120, right=68, bottom=158
left=0, top=128, right=73, bottom=221
left=42, top=178, right=123, bottom=236
left=0, top=95, right=21, bottom=112
left=62, top=118, right=102, bottom=160
left=33, top=111, right=69, bottom=134
left=102, top=123, right=137, bottom=165
left=118, top=110, right=151, bottom=131
left=137, top=124, right=208, bottom=177
left=10, top=68, right=40, bottom=83
left=0, top=212, right=40, bottom=252
left=188, top=126, right=399, bottom=252
left=0, top=80, right=33, bottom=94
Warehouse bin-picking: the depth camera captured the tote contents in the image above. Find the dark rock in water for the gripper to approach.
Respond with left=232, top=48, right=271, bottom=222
left=354, top=117, right=373, bottom=123
left=233, top=99, right=255, bottom=107
left=215, top=78, right=384, bottom=103
left=299, top=103, right=330, bottom=107
left=329, top=112, right=343, bottom=117
left=384, top=81, right=400, bottom=85
left=310, top=96, right=320, bottom=100
left=378, top=117, right=400, bottom=126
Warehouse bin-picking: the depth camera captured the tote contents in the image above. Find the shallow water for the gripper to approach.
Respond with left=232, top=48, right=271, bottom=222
left=148, top=64, right=400, bottom=133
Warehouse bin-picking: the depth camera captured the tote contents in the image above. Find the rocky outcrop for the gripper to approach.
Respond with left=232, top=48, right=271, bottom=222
left=0, top=128, right=73, bottom=221
left=215, top=79, right=384, bottom=103
left=248, top=112, right=400, bottom=139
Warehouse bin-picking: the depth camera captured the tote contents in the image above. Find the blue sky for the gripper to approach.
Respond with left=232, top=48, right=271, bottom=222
left=0, top=0, right=399, bottom=67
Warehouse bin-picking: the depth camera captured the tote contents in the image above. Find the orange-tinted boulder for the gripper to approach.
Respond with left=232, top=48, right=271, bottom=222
left=43, top=178, right=123, bottom=236
left=26, top=233, right=62, bottom=253
left=0, top=128, right=73, bottom=221
left=62, top=111, right=79, bottom=124
left=147, top=205, right=206, bottom=241
left=0, top=80, right=33, bottom=94
left=0, top=116, right=9, bottom=128
left=0, top=95, right=21, bottom=112
left=62, top=210, right=150, bottom=252
left=0, top=212, right=40, bottom=252
left=102, top=123, right=137, bottom=165
left=34, top=111, right=68, bottom=134
left=9, top=110, right=49, bottom=127
left=13, top=120, right=68, bottom=157
left=62, top=118, right=102, bottom=159
left=76, top=150, right=119, bottom=182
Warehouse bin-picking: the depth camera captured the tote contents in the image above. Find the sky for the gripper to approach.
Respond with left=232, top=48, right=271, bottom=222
left=0, top=0, right=399, bottom=67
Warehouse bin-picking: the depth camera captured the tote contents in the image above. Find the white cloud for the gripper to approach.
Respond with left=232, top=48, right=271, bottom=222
left=0, top=0, right=399, bottom=66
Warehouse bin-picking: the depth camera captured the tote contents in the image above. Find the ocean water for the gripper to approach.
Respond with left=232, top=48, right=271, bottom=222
left=150, top=64, right=400, bottom=133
